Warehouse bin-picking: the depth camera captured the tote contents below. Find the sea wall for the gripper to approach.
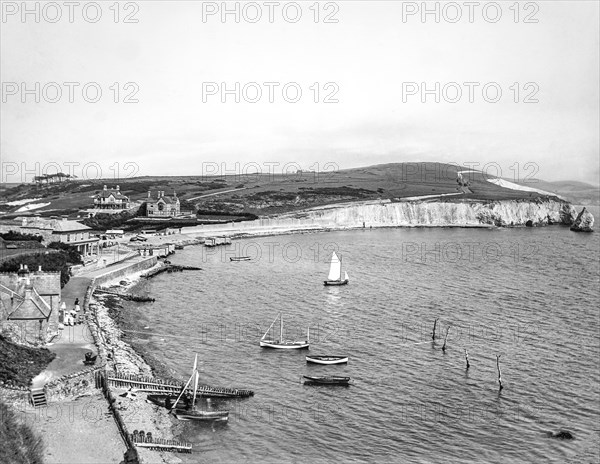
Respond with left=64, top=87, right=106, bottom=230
left=179, top=199, right=580, bottom=237
left=92, top=257, right=157, bottom=287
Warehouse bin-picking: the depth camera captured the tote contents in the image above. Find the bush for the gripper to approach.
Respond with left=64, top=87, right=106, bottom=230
left=0, top=231, right=43, bottom=242
left=0, top=251, right=77, bottom=288
left=0, top=401, right=45, bottom=464
left=47, top=242, right=83, bottom=265
left=82, top=209, right=140, bottom=231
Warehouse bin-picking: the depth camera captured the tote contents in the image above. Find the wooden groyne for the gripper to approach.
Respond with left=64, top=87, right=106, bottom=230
left=143, top=265, right=202, bottom=279
left=131, top=432, right=192, bottom=453
left=108, top=372, right=254, bottom=398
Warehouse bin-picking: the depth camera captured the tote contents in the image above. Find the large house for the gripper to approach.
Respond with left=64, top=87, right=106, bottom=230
left=0, top=264, right=61, bottom=344
left=18, top=218, right=99, bottom=258
left=51, top=220, right=100, bottom=258
left=94, top=185, right=130, bottom=210
left=146, top=190, right=181, bottom=217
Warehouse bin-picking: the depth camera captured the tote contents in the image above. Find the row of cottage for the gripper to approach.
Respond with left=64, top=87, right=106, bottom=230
left=94, top=186, right=181, bottom=217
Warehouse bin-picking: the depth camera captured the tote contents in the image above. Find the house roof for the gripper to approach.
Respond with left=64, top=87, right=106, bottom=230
left=147, top=196, right=178, bottom=204
left=8, top=285, right=51, bottom=320
left=95, top=190, right=129, bottom=200
left=51, top=220, right=92, bottom=233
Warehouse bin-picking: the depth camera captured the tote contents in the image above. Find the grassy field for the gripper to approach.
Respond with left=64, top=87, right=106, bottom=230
left=0, top=163, right=596, bottom=221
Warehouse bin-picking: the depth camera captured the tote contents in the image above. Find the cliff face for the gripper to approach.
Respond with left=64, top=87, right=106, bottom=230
left=278, top=199, right=585, bottom=228
left=570, top=207, right=595, bottom=232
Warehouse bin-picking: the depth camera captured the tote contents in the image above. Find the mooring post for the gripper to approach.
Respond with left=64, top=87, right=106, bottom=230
left=496, top=354, right=503, bottom=390
left=432, top=318, right=439, bottom=341
left=442, top=326, right=450, bottom=352
left=465, top=349, right=470, bottom=369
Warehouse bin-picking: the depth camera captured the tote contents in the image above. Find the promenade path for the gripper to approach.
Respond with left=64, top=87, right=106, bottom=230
left=28, top=255, right=154, bottom=464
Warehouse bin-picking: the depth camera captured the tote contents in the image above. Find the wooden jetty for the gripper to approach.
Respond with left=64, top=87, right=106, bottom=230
left=143, top=265, right=202, bottom=279
left=131, top=433, right=192, bottom=453
left=108, top=372, right=254, bottom=398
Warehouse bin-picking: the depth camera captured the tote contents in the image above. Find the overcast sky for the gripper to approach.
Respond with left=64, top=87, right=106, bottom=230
left=1, top=1, right=598, bottom=184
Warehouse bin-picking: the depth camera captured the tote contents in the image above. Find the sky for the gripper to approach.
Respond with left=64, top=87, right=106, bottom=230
left=1, top=1, right=599, bottom=185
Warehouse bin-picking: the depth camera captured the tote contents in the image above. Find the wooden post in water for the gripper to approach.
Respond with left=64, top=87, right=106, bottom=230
left=432, top=318, right=439, bottom=341
left=465, top=349, right=470, bottom=369
left=442, top=326, right=450, bottom=352
left=496, top=354, right=503, bottom=390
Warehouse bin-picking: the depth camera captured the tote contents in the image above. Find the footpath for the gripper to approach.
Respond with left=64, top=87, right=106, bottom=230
left=23, top=255, right=156, bottom=464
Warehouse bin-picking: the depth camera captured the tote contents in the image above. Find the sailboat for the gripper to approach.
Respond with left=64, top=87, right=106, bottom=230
left=169, top=354, right=229, bottom=422
left=260, top=312, right=309, bottom=349
left=324, top=252, right=349, bottom=286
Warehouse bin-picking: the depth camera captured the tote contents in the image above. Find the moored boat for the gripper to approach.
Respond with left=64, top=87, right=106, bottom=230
left=324, top=252, right=349, bottom=286
left=305, top=355, right=348, bottom=365
left=168, top=354, right=230, bottom=422
left=260, top=312, right=309, bottom=349
left=230, top=256, right=251, bottom=262
left=303, top=375, right=351, bottom=386
left=172, top=408, right=229, bottom=422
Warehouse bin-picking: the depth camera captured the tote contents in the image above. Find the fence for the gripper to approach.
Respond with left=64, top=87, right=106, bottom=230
left=107, top=372, right=254, bottom=398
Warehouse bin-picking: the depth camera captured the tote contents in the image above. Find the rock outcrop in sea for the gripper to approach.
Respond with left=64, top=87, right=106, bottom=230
left=570, top=207, right=595, bottom=232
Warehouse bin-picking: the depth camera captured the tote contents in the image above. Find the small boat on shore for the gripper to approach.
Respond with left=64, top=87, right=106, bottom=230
left=324, top=252, right=349, bottom=286
left=147, top=395, right=189, bottom=409
left=303, top=375, right=351, bottom=386
left=260, top=312, right=309, bottom=349
left=230, top=256, right=251, bottom=262
left=306, top=355, right=348, bottom=365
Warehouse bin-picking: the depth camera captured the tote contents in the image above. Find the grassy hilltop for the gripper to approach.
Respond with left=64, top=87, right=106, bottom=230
left=0, top=163, right=596, bottom=221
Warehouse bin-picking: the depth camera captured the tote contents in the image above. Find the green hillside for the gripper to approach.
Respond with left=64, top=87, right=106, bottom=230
left=0, top=163, right=580, bottom=221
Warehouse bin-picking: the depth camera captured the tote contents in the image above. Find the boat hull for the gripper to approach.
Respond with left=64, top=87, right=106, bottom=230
left=146, top=395, right=189, bottom=409
left=173, top=409, right=229, bottom=421
left=260, top=340, right=309, bottom=349
left=306, top=356, right=348, bottom=365
left=230, top=257, right=251, bottom=261
left=303, top=375, right=351, bottom=386
left=324, top=280, right=349, bottom=286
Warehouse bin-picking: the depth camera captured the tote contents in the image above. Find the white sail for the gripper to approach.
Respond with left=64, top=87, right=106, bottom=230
left=344, top=271, right=349, bottom=281
left=327, top=252, right=342, bottom=281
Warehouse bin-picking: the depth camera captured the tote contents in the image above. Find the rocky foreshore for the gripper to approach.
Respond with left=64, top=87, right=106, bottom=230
left=89, top=274, right=185, bottom=464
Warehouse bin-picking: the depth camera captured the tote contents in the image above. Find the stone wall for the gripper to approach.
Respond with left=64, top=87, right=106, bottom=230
left=92, top=257, right=157, bottom=287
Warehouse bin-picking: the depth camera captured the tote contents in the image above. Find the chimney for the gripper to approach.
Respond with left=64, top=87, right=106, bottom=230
left=103, top=185, right=107, bottom=190
left=148, top=190, right=151, bottom=199
left=116, top=185, right=120, bottom=191
left=38, top=265, right=42, bottom=272
left=173, top=190, right=177, bottom=197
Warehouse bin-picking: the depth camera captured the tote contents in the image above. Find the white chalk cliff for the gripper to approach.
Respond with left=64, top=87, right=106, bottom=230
left=276, top=199, right=582, bottom=228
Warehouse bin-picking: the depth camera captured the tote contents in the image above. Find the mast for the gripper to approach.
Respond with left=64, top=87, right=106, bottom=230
left=171, top=372, right=194, bottom=411
left=280, top=313, right=283, bottom=341
left=192, top=371, right=199, bottom=408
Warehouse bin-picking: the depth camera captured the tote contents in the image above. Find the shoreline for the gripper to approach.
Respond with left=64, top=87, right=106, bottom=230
left=89, top=266, right=185, bottom=464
